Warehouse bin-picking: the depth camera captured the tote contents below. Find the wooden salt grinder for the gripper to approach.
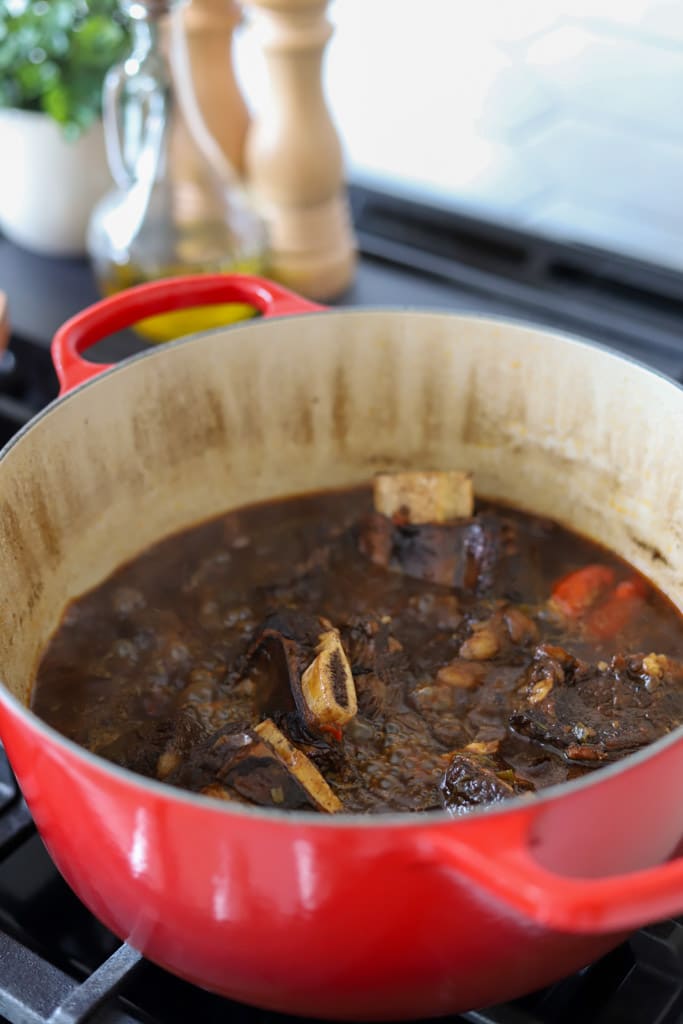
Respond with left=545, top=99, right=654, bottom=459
left=175, top=0, right=250, bottom=173
left=242, top=0, right=356, bottom=300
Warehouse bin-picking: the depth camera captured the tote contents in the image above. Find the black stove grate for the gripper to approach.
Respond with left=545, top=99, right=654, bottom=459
left=0, top=331, right=682, bottom=1024
left=0, top=336, right=58, bottom=443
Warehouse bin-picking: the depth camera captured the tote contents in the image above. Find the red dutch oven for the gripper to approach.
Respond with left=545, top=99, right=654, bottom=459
left=0, top=274, right=682, bottom=1020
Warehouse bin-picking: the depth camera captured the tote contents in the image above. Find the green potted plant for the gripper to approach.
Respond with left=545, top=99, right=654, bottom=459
left=0, top=0, right=130, bottom=254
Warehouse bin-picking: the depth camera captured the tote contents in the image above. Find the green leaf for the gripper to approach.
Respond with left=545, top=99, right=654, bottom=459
left=16, top=56, right=59, bottom=100
left=72, top=15, right=126, bottom=68
left=42, top=81, right=70, bottom=123
left=0, top=0, right=131, bottom=138
left=46, top=29, right=70, bottom=57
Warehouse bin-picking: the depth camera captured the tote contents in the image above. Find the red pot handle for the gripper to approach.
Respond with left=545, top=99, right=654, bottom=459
left=427, top=825, right=683, bottom=934
left=51, top=274, right=324, bottom=395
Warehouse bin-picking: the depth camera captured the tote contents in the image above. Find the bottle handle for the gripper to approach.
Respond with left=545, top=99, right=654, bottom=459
left=102, top=66, right=133, bottom=189
left=102, top=61, right=167, bottom=189
left=51, top=274, right=324, bottom=395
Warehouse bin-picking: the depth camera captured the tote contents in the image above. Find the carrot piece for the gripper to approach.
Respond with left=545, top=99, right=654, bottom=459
left=551, top=564, right=616, bottom=618
left=615, top=577, right=649, bottom=600
left=585, top=578, right=647, bottom=640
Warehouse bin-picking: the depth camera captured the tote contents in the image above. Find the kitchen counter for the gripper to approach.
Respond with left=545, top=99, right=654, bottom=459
left=3, top=183, right=683, bottom=383
left=0, top=236, right=511, bottom=363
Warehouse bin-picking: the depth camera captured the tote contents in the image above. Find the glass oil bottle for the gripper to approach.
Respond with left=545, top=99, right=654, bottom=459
left=88, top=0, right=266, bottom=343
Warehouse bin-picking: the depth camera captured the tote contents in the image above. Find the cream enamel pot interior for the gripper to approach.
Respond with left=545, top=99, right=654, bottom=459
left=0, top=274, right=682, bottom=1021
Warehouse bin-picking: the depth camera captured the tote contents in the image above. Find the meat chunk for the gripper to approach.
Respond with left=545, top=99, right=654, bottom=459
left=510, top=646, right=683, bottom=762
left=440, top=750, right=530, bottom=815
left=163, top=717, right=342, bottom=812
left=341, top=616, right=382, bottom=674
left=436, top=660, right=488, bottom=689
left=459, top=619, right=503, bottom=661
left=464, top=515, right=510, bottom=594
left=358, top=511, right=510, bottom=595
left=245, top=609, right=320, bottom=679
left=226, top=719, right=342, bottom=812
left=159, top=723, right=252, bottom=791
left=243, top=611, right=357, bottom=740
left=342, top=615, right=408, bottom=670
left=458, top=605, right=538, bottom=661
left=352, top=673, right=386, bottom=719
left=465, top=665, right=524, bottom=742
left=339, top=615, right=414, bottom=719
left=373, top=470, right=474, bottom=524
left=224, top=737, right=321, bottom=808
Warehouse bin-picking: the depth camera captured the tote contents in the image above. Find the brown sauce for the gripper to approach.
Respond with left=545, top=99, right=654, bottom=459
left=31, top=486, right=683, bottom=815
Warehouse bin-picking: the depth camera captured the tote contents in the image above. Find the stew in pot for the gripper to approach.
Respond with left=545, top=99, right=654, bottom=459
left=31, top=472, right=683, bottom=815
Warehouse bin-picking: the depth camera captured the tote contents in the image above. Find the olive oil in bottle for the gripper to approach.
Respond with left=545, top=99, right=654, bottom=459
left=88, top=0, right=266, bottom=343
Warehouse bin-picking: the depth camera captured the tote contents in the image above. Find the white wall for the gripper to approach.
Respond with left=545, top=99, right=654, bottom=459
left=235, top=1, right=683, bottom=270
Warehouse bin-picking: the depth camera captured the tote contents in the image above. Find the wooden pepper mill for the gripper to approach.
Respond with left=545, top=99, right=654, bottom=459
left=176, top=0, right=250, bottom=174
left=242, top=0, right=357, bottom=300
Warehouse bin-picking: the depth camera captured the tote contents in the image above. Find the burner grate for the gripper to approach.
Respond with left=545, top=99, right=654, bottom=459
left=0, top=336, right=58, bottom=449
left=0, top=930, right=142, bottom=1024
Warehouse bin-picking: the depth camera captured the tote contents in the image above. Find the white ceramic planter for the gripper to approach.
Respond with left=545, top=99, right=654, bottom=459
left=0, top=109, right=111, bottom=256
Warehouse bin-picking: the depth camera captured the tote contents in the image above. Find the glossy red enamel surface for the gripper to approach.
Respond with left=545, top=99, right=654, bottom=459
left=2, top=688, right=683, bottom=1018
left=51, top=274, right=323, bottom=395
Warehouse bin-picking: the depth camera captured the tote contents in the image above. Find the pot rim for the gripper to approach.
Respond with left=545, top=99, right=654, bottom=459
left=3, top=305, right=683, bottom=830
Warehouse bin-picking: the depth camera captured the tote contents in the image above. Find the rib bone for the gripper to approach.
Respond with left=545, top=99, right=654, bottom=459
left=300, top=629, right=357, bottom=736
left=254, top=718, right=342, bottom=812
left=373, top=470, right=474, bottom=524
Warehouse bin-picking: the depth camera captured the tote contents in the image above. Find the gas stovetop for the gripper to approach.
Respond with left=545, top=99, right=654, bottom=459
left=1, top=198, right=683, bottom=1024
